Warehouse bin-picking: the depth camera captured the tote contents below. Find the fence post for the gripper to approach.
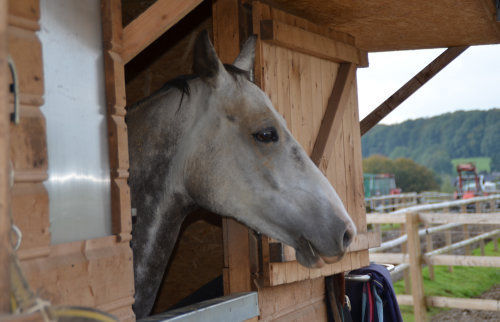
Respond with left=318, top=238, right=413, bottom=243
left=445, top=229, right=454, bottom=273
left=425, top=222, right=434, bottom=280
left=461, top=204, right=471, bottom=255
left=400, top=223, right=411, bottom=294
left=406, top=212, right=426, bottom=322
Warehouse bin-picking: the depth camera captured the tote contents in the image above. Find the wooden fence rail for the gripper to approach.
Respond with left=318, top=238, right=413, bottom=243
left=365, top=194, right=500, bottom=322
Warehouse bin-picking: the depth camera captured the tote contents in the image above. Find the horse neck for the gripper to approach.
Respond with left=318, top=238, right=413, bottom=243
left=128, top=85, right=202, bottom=317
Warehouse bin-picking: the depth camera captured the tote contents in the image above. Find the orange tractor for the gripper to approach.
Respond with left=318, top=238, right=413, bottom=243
left=454, top=163, right=482, bottom=199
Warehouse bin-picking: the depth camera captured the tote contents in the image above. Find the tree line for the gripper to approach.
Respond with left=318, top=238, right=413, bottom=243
left=361, top=109, right=500, bottom=175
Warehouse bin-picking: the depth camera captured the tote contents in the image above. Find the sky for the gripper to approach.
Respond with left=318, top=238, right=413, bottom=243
left=356, top=44, right=500, bottom=125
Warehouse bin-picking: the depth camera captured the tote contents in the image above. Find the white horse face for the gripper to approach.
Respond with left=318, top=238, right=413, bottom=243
left=183, top=31, right=356, bottom=268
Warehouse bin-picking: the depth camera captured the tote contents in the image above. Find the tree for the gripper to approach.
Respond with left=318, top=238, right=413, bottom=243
left=363, top=156, right=440, bottom=193
left=393, top=158, right=440, bottom=192
left=362, top=155, right=394, bottom=174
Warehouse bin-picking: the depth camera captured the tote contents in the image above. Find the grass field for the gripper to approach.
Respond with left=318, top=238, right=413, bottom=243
left=393, top=237, right=500, bottom=321
left=451, top=157, right=492, bottom=173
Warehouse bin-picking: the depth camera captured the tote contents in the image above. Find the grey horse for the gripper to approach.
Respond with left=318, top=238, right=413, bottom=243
left=127, top=30, right=356, bottom=318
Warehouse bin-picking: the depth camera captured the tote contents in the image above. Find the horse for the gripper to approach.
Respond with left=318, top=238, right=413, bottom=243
left=127, top=30, right=356, bottom=318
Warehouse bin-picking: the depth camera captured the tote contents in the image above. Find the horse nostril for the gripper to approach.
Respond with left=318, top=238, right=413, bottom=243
left=343, top=226, right=354, bottom=249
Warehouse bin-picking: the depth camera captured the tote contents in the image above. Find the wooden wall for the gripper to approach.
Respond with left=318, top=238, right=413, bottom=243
left=249, top=2, right=371, bottom=320
left=2, top=1, right=135, bottom=319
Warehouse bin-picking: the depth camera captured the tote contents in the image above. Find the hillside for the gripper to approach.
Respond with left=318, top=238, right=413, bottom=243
left=361, top=109, right=500, bottom=174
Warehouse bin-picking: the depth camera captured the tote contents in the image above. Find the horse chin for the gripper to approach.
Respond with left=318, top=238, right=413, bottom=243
left=294, top=239, right=345, bottom=268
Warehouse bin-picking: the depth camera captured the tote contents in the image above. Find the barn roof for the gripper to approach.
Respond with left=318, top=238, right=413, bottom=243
left=264, top=0, right=500, bottom=51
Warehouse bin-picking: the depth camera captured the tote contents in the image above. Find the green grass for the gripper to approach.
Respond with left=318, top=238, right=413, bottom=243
left=393, top=237, right=500, bottom=321
left=451, top=157, right=492, bottom=173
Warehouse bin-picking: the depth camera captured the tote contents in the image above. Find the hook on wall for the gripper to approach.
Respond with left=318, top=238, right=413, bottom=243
left=8, top=55, right=20, bottom=125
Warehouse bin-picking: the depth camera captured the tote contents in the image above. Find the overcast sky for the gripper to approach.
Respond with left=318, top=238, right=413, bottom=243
left=357, top=44, right=500, bottom=125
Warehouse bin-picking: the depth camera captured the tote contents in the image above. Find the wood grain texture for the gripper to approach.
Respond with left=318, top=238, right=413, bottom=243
left=260, top=19, right=367, bottom=66
left=406, top=212, right=427, bottom=322
left=256, top=0, right=500, bottom=51
left=0, top=0, right=10, bottom=312
left=102, top=0, right=132, bottom=241
left=121, top=0, right=203, bottom=63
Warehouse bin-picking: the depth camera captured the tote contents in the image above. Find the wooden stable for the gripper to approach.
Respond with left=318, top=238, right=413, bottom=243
left=1, top=0, right=499, bottom=321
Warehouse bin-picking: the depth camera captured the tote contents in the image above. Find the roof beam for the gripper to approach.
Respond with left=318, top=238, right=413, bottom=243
left=121, top=0, right=203, bottom=64
left=359, top=46, right=469, bottom=136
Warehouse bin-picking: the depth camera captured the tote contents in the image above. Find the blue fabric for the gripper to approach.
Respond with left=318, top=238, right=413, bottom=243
left=372, top=283, right=384, bottom=322
left=345, top=263, right=403, bottom=322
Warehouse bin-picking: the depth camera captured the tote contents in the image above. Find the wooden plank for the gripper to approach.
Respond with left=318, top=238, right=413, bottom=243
left=360, top=46, right=469, bottom=135
left=310, top=63, right=356, bottom=165
left=399, top=294, right=500, bottom=311
left=260, top=19, right=367, bottom=65
left=7, top=0, right=39, bottom=22
left=11, top=183, right=50, bottom=251
left=20, top=236, right=135, bottom=321
left=366, top=213, right=407, bottom=224
left=276, top=46, right=291, bottom=124
left=121, top=0, right=203, bottom=64
left=102, top=0, right=132, bottom=242
left=419, top=212, right=500, bottom=224
left=426, top=296, right=500, bottom=311
left=213, top=0, right=252, bottom=295
left=7, top=27, right=43, bottom=97
left=269, top=232, right=380, bottom=262
left=299, top=52, right=313, bottom=154
left=425, top=254, right=500, bottom=267
left=9, top=107, right=47, bottom=174
left=0, top=0, right=10, bottom=312
left=345, top=81, right=367, bottom=230
left=289, top=50, right=302, bottom=143
left=406, top=212, right=426, bottom=322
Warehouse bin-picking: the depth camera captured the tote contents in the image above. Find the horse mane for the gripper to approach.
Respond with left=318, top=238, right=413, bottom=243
left=126, top=64, right=250, bottom=114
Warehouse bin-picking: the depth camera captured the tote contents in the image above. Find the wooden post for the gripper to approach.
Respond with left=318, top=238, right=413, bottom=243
left=400, top=223, right=411, bottom=294
left=445, top=229, right=453, bottom=273
left=102, top=0, right=133, bottom=244
left=425, top=223, right=435, bottom=280
left=213, top=0, right=252, bottom=295
left=461, top=204, right=471, bottom=255
left=0, top=0, right=11, bottom=312
left=406, top=212, right=426, bottom=322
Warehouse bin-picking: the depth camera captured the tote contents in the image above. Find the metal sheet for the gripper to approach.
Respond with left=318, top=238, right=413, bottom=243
left=39, top=0, right=111, bottom=244
left=139, top=292, right=259, bottom=322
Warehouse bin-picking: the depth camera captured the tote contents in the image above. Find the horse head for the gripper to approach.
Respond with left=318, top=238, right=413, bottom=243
left=179, top=31, right=356, bottom=268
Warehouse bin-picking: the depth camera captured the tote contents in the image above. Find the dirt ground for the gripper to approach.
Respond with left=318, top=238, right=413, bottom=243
left=429, top=284, right=500, bottom=321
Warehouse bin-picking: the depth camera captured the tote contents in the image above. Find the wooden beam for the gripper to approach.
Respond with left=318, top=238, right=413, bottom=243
left=0, top=0, right=10, bottom=312
left=260, top=20, right=367, bottom=66
left=360, top=46, right=469, bottom=136
left=426, top=254, right=500, bottom=267
left=310, top=63, right=356, bottom=165
left=420, top=212, right=500, bottom=225
left=406, top=212, right=427, bottom=322
left=269, top=232, right=380, bottom=262
left=121, top=0, right=203, bottom=64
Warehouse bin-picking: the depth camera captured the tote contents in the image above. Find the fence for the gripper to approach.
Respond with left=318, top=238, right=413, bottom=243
left=364, top=191, right=458, bottom=213
left=366, top=194, right=500, bottom=321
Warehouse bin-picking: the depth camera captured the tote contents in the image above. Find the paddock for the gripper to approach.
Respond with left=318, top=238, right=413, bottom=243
left=1, top=0, right=500, bottom=321
left=367, top=194, right=500, bottom=321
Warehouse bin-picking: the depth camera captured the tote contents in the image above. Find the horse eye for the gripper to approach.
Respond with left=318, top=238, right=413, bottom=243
left=253, top=127, right=279, bottom=143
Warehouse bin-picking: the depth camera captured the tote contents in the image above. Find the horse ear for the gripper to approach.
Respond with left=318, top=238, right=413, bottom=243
left=193, top=30, right=224, bottom=83
left=233, top=35, right=257, bottom=73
